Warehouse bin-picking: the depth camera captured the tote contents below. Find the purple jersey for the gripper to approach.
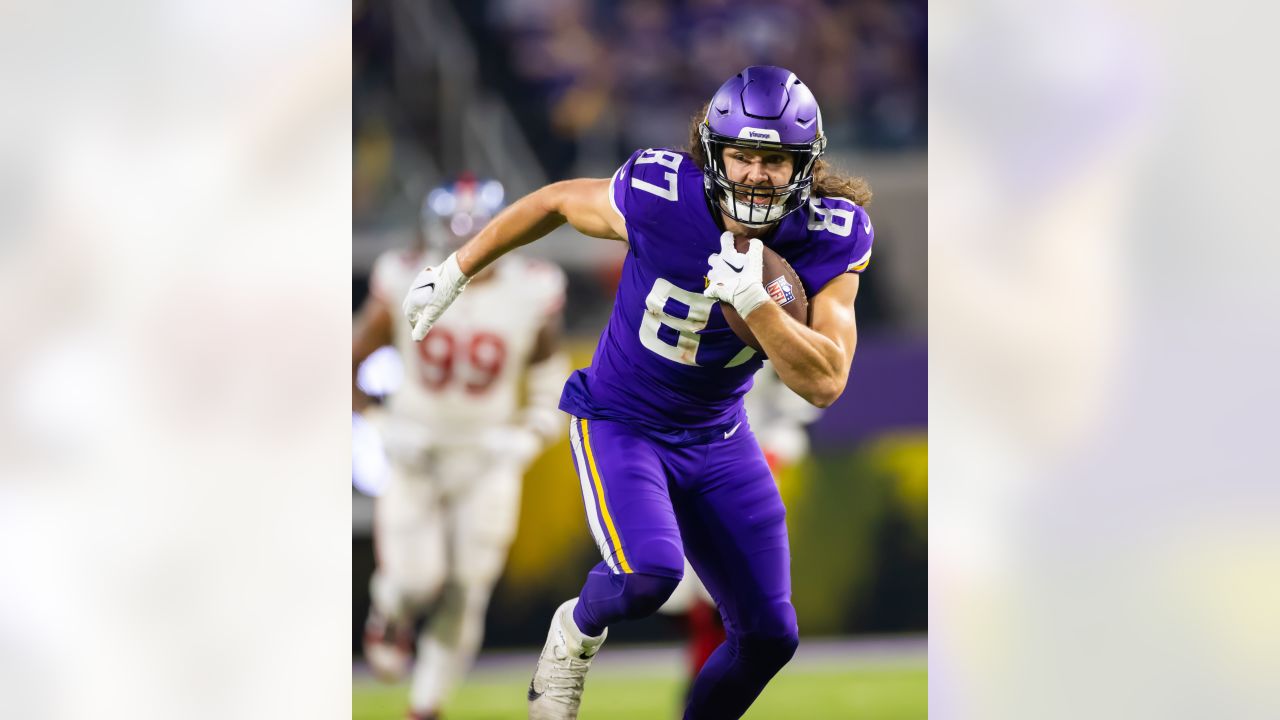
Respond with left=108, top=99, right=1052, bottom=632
left=559, top=148, right=874, bottom=436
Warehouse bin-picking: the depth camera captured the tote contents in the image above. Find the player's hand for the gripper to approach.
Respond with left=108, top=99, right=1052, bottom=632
left=402, top=252, right=471, bottom=341
left=703, top=232, right=771, bottom=318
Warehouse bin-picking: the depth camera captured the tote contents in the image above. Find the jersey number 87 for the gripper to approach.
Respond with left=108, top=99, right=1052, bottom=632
left=639, top=279, right=755, bottom=368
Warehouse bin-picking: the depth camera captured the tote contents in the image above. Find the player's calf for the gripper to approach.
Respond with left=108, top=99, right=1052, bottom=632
left=683, top=603, right=799, bottom=719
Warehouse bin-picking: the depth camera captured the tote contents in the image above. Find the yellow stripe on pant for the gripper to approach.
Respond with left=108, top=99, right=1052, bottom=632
left=581, top=419, right=634, bottom=574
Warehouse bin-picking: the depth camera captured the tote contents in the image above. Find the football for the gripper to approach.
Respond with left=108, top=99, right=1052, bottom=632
left=721, top=236, right=809, bottom=352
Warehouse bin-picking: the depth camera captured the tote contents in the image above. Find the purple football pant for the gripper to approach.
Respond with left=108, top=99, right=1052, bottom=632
left=566, top=416, right=798, bottom=720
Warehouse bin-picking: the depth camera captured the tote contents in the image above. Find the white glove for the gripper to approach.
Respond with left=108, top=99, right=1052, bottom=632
left=402, top=253, right=470, bottom=341
left=703, top=232, right=771, bottom=318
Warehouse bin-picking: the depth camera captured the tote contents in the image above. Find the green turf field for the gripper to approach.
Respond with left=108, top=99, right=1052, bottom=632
left=353, top=651, right=926, bottom=719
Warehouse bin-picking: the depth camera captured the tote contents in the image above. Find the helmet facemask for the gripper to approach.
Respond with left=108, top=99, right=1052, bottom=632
left=700, top=123, right=826, bottom=228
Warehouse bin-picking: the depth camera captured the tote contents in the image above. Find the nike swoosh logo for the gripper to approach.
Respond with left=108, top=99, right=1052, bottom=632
left=724, top=421, right=742, bottom=439
left=863, top=218, right=872, bottom=234
left=724, top=261, right=744, bottom=273
left=414, top=282, right=436, bottom=291
left=527, top=678, right=543, bottom=701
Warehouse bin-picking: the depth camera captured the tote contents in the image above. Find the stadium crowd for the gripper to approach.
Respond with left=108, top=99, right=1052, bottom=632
left=478, top=0, right=926, bottom=175
left=355, top=0, right=927, bottom=222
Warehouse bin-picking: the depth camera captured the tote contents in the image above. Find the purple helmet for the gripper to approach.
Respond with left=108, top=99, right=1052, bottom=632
left=699, top=66, right=827, bottom=226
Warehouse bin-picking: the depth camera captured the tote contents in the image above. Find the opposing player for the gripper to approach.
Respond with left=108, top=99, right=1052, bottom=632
left=354, top=177, right=569, bottom=720
left=403, top=66, right=874, bottom=720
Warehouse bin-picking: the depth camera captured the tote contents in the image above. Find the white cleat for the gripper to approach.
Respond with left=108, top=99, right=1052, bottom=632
left=527, top=598, right=607, bottom=720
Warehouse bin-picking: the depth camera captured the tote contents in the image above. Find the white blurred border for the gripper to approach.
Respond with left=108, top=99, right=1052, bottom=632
left=931, top=1, right=1280, bottom=717
left=0, top=2, right=351, bottom=718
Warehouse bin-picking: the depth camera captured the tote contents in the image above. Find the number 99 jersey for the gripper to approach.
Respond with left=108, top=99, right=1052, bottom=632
left=559, top=148, right=875, bottom=436
left=370, top=251, right=566, bottom=441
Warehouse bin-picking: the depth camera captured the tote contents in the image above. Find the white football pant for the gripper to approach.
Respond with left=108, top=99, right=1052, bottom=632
left=369, top=449, right=522, bottom=711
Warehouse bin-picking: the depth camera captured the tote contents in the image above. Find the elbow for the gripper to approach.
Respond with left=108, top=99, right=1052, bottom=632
left=806, top=346, right=856, bottom=408
left=803, top=377, right=846, bottom=409
left=808, top=392, right=837, bottom=410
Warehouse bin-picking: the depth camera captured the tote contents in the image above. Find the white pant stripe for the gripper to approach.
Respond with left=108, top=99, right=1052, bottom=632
left=569, top=416, right=618, bottom=573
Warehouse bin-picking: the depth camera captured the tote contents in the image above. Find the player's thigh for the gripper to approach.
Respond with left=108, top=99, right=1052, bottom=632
left=375, top=463, right=448, bottom=593
left=447, top=469, right=522, bottom=588
left=676, top=430, right=794, bottom=636
left=568, top=416, right=684, bottom=578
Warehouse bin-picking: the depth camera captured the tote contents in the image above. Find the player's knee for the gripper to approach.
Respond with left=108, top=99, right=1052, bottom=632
left=625, top=537, right=685, bottom=579
left=737, top=628, right=799, bottom=672
left=451, top=553, right=505, bottom=589
left=397, top=571, right=446, bottom=610
left=622, top=572, right=683, bottom=617
left=734, top=603, right=799, bottom=670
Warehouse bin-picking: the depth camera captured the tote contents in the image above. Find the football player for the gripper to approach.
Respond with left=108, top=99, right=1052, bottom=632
left=354, top=177, right=569, bottom=720
left=403, top=66, right=874, bottom=720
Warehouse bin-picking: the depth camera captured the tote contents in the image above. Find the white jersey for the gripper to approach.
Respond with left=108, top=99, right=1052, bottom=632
left=370, top=249, right=566, bottom=445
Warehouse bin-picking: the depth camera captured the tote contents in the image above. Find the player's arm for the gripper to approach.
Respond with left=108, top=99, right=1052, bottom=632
left=746, top=274, right=859, bottom=409
left=517, top=311, right=571, bottom=446
left=352, top=293, right=394, bottom=413
left=457, top=178, right=626, bottom=276
left=703, top=233, right=858, bottom=408
left=403, top=179, right=623, bottom=340
left=480, top=303, right=570, bottom=468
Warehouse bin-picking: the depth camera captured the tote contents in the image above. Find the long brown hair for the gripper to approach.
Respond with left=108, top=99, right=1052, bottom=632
left=686, top=103, right=873, bottom=207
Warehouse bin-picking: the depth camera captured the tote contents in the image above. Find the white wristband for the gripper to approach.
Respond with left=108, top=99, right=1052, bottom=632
left=440, top=252, right=471, bottom=287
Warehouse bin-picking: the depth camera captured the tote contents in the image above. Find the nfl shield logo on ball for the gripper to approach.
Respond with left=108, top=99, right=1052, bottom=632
left=766, top=276, right=796, bottom=306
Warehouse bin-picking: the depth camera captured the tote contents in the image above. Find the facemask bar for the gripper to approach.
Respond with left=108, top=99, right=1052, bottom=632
left=699, top=123, right=826, bottom=227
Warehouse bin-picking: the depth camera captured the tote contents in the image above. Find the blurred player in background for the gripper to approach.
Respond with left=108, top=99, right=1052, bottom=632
left=403, top=66, right=874, bottom=720
left=353, top=177, right=569, bottom=720
left=742, top=363, right=825, bottom=488
left=659, top=362, right=823, bottom=700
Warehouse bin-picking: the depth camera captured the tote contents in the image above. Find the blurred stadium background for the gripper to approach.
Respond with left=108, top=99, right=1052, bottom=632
left=352, top=0, right=926, bottom=716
